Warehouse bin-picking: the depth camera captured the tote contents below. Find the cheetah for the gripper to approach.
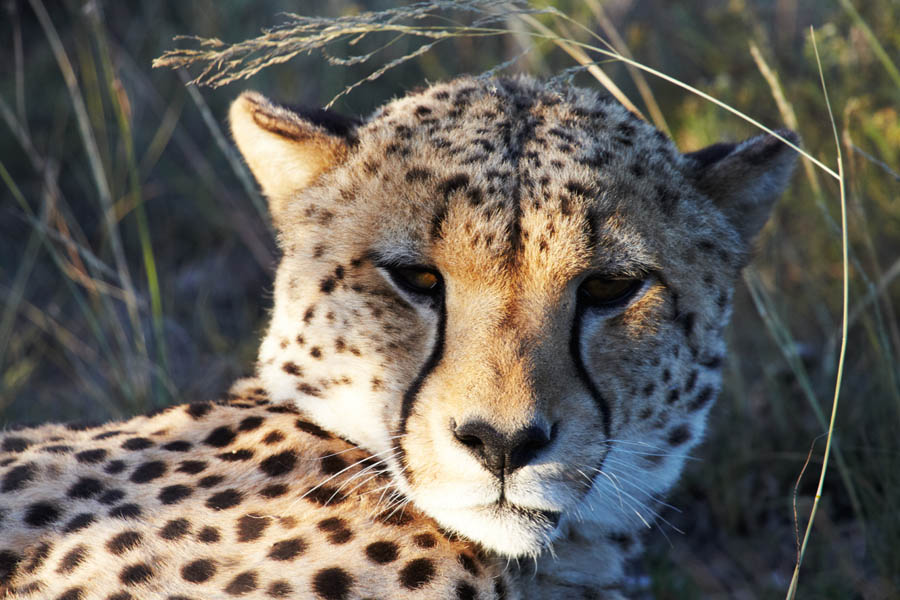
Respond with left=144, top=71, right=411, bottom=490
left=0, top=76, right=797, bottom=599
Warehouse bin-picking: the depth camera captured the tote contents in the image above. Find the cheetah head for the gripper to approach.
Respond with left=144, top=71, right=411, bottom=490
left=230, top=77, right=796, bottom=557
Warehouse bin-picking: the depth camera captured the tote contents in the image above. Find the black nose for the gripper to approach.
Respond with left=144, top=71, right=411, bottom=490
left=452, top=419, right=553, bottom=478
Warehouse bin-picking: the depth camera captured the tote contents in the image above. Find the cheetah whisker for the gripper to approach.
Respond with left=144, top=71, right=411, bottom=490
left=310, top=435, right=402, bottom=460
left=283, top=445, right=400, bottom=512
left=329, top=454, right=395, bottom=495
left=596, top=458, right=683, bottom=513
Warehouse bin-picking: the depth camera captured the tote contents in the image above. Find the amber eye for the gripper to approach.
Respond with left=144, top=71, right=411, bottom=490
left=386, top=266, right=443, bottom=297
left=579, top=276, right=642, bottom=308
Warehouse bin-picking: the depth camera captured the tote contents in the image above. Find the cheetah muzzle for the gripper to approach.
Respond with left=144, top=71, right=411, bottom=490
left=1, top=76, right=797, bottom=598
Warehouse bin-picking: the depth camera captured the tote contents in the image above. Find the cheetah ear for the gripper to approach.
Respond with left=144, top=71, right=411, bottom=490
left=685, top=130, right=798, bottom=245
left=229, top=91, right=358, bottom=226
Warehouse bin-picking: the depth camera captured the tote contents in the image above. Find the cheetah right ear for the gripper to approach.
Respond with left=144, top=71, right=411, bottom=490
left=229, top=91, right=359, bottom=226
left=685, top=130, right=798, bottom=246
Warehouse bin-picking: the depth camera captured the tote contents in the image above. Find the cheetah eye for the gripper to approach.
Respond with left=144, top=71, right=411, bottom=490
left=578, top=276, right=643, bottom=309
left=385, top=265, right=443, bottom=298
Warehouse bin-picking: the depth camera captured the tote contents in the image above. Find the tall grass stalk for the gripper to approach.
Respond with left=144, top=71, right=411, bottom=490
left=90, top=7, right=169, bottom=402
left=29, top=0, right=146, bottom=362
left=784, top=28, right=849, bottom=600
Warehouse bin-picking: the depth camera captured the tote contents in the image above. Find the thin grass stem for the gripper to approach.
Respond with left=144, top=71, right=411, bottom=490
left=785, top=28, right=849, bottom=600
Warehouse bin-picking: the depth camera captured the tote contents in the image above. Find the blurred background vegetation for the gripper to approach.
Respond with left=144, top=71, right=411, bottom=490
left=1, top=0, right=897, bottom=598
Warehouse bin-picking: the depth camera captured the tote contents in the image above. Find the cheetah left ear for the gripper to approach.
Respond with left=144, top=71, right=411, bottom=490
left=685, top=130, right=798, bottom=245
left=229, top=91, right=360, bottom=227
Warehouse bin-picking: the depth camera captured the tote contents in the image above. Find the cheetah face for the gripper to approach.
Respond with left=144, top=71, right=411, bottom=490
left=231, top=77, right=796, bottom=557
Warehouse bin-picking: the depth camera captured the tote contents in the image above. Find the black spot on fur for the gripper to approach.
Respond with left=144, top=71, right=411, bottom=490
left=162, top=440, right=192, bottom=452
left=282, top=362, right=302, bottom=376
left=268, top=581, right=293, bottom=597
left=679, top=312, right=696, bottom=337
left=159, top=484, right=193, bottom=505
left=204, top=426, right=236, bottom=448
left=67, top=477, right=104, bottom=499
left=438, top=174, right=469, bottom=200
left=2, top=463, right=36, bottom=492
left=268, top=537, right=307, bottom=561
left=186, top=403, right=212, bottom=419
left=690, top=386, right=715, bottom=411
left=57, top=587, right=84, bottom=600
left=181, top=559, right=216, bottom=583
left=206, top=489, right=243, bottom=511
left=238, top=416, right=264, bottom=431
left=295, top=420, right=331, bottom=439
left=218, top=449, right=254, bottom=462
left=320, top=277, right=336, bottom=294
left=225, top=571, right=258, bottom=595
left=577, top=149, right=611, bottom=169
left=177, top=460, right=207, bottom=474
left=237, top=514, right=270, bottom=542
left=160, top=518, right=191, bottom=540
left=0, top=550, right=20, bottom=583
left=105, top=460, right=126, bottom=474
left=413, top=533, right=436, bottom=548
left=684, top=369, right=699, bottom=393
left=377, top=509, right=413, bottom=527
left=99, top=489, right=125, bottom=505
left=365, top=541, right=398, bottom=564
left=667, top=425, right=692, bottom=446
left=75, top=448, right=107, bottom=463
left=63, top=512, right=95, bottom=533
left=318, top=454, right=347, bottom=479
left=318, top=517, right=353, bottom=544
left=405, top=167, right=432, bottom=182
left=197, top=526, right=220, bottom=543
left=198, top=475, right=225, bottom=488
left=259, top=450, right=297, bottom=477
left=303, top=486, right=346, bottom=505
left=458, top=552, right=479, bottom=576
left=313, top=567, right=353, bottom=600
left=130, top=461, right=166, bottom=483
left=456, top=581, right=477, bottom=600
left=42, top=444, right=73, bottom=454
left=24, top=502, right=60, bottom=527
left=701, top=355, right=723, bottom=369
left=297, top=383, right=322, bottom=397
left=121, top=437, right=153, bottom=451
left=262, top=430, right=284, bottom=445
left=399, top=558, right=436, bottom=590
left=107, top=531, right=142, bottom=555
left=260, top=484, right=288, bottom=498
left=1, top=437, right=31, bottom=452
left=57, top=545, right=87, bottom=574
left=565, top=181, right=591, bottom=198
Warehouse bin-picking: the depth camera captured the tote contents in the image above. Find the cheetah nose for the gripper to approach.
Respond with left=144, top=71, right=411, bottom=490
left=451, top=419, right=553, bottom=478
